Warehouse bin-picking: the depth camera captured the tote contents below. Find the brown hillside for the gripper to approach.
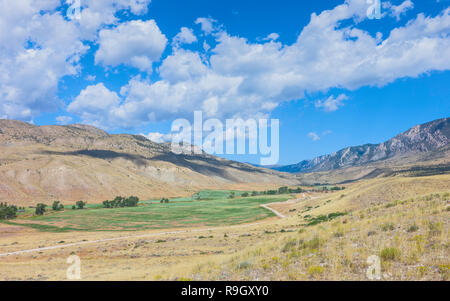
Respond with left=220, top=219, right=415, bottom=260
left=0, top=120, right=298, bottom=205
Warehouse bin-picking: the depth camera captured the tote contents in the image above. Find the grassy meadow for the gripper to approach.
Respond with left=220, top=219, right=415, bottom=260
left=4, top=191, right=292, bottom=232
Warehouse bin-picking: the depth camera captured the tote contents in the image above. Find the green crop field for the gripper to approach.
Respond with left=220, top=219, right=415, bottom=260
left=5, top=192, right=292, bottom=232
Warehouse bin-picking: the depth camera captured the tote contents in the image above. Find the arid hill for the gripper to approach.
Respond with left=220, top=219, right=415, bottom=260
left=0, top=120, right=299, bottom=205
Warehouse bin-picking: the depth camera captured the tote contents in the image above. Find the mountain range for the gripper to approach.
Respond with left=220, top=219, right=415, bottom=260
left=274, top=117, right=450, bottom=174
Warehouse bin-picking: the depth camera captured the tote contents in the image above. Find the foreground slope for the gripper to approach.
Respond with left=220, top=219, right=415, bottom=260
left=0, top=120, right=298, bottom=204
left=0, top=174, right=448, bottom=280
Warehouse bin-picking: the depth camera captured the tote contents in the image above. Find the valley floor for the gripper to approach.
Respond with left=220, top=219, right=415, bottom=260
left=0, top=174, right=449, bottom=281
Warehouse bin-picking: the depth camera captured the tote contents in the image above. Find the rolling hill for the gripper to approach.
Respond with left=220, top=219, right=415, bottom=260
left=0, top=120, right=298, bottom=204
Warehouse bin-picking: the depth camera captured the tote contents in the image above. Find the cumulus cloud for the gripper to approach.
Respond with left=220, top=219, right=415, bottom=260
left=95, top=20, right=167, bottom=71
left=0, top=0, right=151, bottom=121
left=67, top=83, right=121, bottom=128
left=0, top=0, right=86, bottom=120
left=172, top=27, right=197, bottom=47
left=315, top=94, right=348, bottom=112
left=75, top=0, right=152, bottom=39
left=4, top=0, right=450, bottom=129
left=195, top=17, right=218, bottom=34
left=70, top=1, right=450, bottom=129
left=159, top=49, right=208, bottom=83
left=384, top=0, right=414, bottom=20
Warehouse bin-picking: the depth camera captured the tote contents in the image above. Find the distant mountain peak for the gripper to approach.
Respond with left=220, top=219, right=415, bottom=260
left=275, top=117, right=450, bottom=174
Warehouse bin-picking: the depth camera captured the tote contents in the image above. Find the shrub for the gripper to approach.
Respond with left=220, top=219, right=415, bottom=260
left=334, top=228, right=345, bottom=238
left=417, top=266, right=428, bottom=278
left=35, top=203, right=47, bottom=216
left=305, top=212, right=347, bottom=226
left=438, top=264, right=449, bottom=281
left=52, top=201, right=64, bottom=211
left=236, top=261, right=252, bottom=270
left=0, top=203, right=18, bottom=220
left=427, top=221, right=442, bottom=236
left=241, top=192, right=249, bottom=197
left=282, top=239, right=297, bottom=253
left=380, top=247, right=401, bottom=261
left=385, top=201, right=398, bottom=208
left=159, top=198, right=169, bottom=204
left=407, top=224, right=419, bottom=233
left=381, top=223, right=395, bottom=231
left=76, top=201, right=87, bottom=209
left=308, top=266, right=324, bottom=278
left=298, top=236, right=322, bottom=251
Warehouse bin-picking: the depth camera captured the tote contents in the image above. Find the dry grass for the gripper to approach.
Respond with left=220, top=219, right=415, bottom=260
left=0, top=174, right=449, bottom=281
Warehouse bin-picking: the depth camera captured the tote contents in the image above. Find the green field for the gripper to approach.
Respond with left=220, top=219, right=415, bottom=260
left=5, top=191, right=292, bottom=232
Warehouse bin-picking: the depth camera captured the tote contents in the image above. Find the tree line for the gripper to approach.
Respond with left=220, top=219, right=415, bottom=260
left=236, top=186, right=345, bottom=198
left=103, top=196, right=139, bottom=208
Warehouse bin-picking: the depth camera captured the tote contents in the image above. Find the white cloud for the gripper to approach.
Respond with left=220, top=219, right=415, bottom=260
left=67, top=83, right=121, bottom=128
left=0, top=0, right=152, bottom=121
left=71, top=1, right=450, bottom=129
left=195, top=17, right=218, bottom=34
left=172, top=27, right=197, bottom=47
left=142, top=132, right=167, bottom=143
left=159, top=49, right=208, bottom=83
left=264, top=33, right=280, bottom=41
left=0, top=0, right=87, bottom=120
left=315, top=94, right=348, bottom=112
left=308, top=132, right=321, bottom=141
left=8, top=0, right=449, bottom=130
left=56, top=116, right=73, bottom=125
left=85, top=75, right=96, bottom=81
left=70, top=1, right=450, bottom=130
left=308, top=130, right=333, bottom=141
left=95, top=20, right=167, bottom=71
left=385, top=0, right=414, bottom=20
left=76, top=0, right=152, bottom=39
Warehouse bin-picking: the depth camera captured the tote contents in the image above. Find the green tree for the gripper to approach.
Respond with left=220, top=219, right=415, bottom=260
left=278, top=186, right=289, bottom=194
left=52, top=201, right=64, bottom=211
left=76, top=201, right=87, bottom=209
left=0, top=203, right=18, bottom=220
left=35, top=203, right=47, bottom=216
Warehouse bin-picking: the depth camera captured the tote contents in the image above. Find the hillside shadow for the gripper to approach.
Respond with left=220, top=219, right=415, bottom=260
left=41, top=150, right=148, bottom=167
left=40, top=149, right=260, bottom=181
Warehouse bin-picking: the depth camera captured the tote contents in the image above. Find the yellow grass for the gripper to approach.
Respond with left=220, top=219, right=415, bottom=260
left=0, top=174, right=449, bottom=281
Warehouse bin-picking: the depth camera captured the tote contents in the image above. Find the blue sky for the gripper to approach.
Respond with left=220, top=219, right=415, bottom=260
left=1, top=0, right=450, bottom=165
